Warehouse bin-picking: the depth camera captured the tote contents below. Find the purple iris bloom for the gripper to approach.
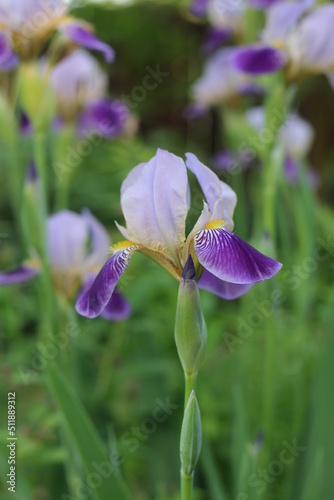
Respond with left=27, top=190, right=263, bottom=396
left=0, top=0, right=114, bottom=71
left=0, top=208, right=131, bottom=321
left=192, top=48, right=263, bottom=106
left=75, top=149, right=282, bottom=319
left=49, top=49, right=129, bottom=138
left=229, top=0, right=334, bottom=78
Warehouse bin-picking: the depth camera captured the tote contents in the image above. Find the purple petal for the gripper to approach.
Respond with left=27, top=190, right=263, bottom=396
left=202, top=27, right=232, bottom=54
left=230, top=45, right=287, bottom=75
left=26, top=160, right=38, bottom=184
left=284, top=156, right=299, bottom=185
left=75, top=245, right=138, bottom=318
left=199, top=269, right=253, bottom=300
left=119, top=149, right=190, bottom=257
left=78, top=99, right=129, bottom=138
left=183, top=103, right=209, bottom=121
left=20, top=112, right=32, bottom=136
left=186, top=152, right=237, bottom=230
left=0, top=266, right=39, bottom=285
left=101, top=289, right=132, bottom=321
left=59, top=22, right=115, bottom=63
left=0, top=32, right=19, bottom=71
left=194, top=228, right=282, bottom=284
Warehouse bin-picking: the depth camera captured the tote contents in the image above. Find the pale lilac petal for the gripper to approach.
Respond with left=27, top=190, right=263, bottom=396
left=207, top=0, right=244, bottom=31
left=50, top=49, right=107, bottom=106
left=78, top=99, right=129, bottom=138
left=81, top=209, right=110, bottom=268
left=0, top=0, right=67, bottom=32
left=75, top=245, right=138, bottom=318
left=47, top=210, right=88, bottom=272
left=0, top=32, right=19, bottom=71
left=186, top=152, right=237, bottom=230
left=279, top=114, right=314, bottom=158
left=101, top=289, right=132, bottom=321
left=194, top=228, right=282, bottom=284
left=262, top=0, right=313, bottom=42
left=192, top=48, right=256, bottom=105
left=294, top=5, right=334, bottom=72
left=59, top=22, right=115, bottom=63
left=199, top=269, right=253, bottom=300
left=0, top=266, right=39, bottom=285
left=231, top=45, right=286, bottom=75
left=120, top=149, right=189, bottom=257
left=248, top=0, right=280, bottom=8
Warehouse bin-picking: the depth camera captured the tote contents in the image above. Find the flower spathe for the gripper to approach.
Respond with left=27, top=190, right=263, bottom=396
left=76, top=149, right=282, bottom=319
left=0, top=207, right=131, bottom=321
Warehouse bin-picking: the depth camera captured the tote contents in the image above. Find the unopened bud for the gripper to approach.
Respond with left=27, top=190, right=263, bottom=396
left=180, top=390, right=202, bottom=476
left=175, top=256, right=207, bottom=375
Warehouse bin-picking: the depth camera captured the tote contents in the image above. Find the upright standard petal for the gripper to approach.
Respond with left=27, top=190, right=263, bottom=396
left=47, top=210, right=88, bottom=272
left=199, top=269, right=253, bottom=300
left=194, top=228, right=282, bottom=284
left=230, top=45, right=287, bottom=75
left=0, top=266, right=39, bottom=285
left=292, top=5, right=334, bottom=73
left=120, top=149, right=189, bottom=259
left=82, top=209, right=110, bottom=268
left=262, top=0, right=313, bottom=42
left=75, top=244, right=139, bottom=318
left=186, top=153, right=237, bottom=231
left=59, top=21, right=115, bottom=63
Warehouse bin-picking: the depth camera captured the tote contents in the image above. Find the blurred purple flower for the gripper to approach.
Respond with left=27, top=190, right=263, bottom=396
left=0, top=207, right=131, bottom=321
left=191, top=48, right=264, bottom=106
left=0, top=0, right=114, bottom=71
left=75, top=149, right=282, bottom=319
left=229, top=0, right=334, bottom=80
left=49, top=49, right=130, bottom=138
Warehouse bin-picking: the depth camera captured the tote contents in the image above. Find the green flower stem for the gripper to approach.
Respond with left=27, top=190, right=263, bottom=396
left=181, top=471, right=194, bottom=500
left=184, top=372, right=197, bottom=408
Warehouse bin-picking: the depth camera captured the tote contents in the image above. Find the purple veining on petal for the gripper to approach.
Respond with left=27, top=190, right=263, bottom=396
left=0, top=32, right=19, bottom=71
left=0, top=266, right=39, bottom=285
left=230, top=45, right=287, bottom=75
left=199, top=269, right=253, bottom=300
left=75, top=246, right=137, bottom=318
left=194, top=228, right=282, bottom=284
left=78, top=99, right=129, bottom=138
left=101, top=289, right=132, bottom=321
left=59, top=22, right=115, bottom=63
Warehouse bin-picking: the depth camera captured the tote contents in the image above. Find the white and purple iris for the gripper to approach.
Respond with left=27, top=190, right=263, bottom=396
left=49, top=49, right=130, bottom=138
left=76, top=149, right=282, bottom=319
left=0, top=208, right=131, bottom=321
left=0, top=0, right=114, bottom=71
left=230, top=0, right=334, bottom=81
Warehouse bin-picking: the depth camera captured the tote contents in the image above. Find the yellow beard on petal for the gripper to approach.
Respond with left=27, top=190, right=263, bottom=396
left=109, top=240, right=140, bottom=253
left=204, top=219, right=224, bottom=230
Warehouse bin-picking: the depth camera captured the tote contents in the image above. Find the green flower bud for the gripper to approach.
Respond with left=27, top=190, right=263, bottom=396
left=174, top=256, right=207, bottom=375
left=180, top=390, right=202, bottom=476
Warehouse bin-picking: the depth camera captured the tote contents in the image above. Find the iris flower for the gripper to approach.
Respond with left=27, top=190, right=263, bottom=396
left=230, top=0, right=334, bottom=81
left=49, top=49, right=130, bottom=138
left=0, top=207, right=131, bottom=321
left=76, top=149, right=282, bottom=319
left=0, top=0, right=114, bottom=71
left=191, top=48, right=263, bottom=107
